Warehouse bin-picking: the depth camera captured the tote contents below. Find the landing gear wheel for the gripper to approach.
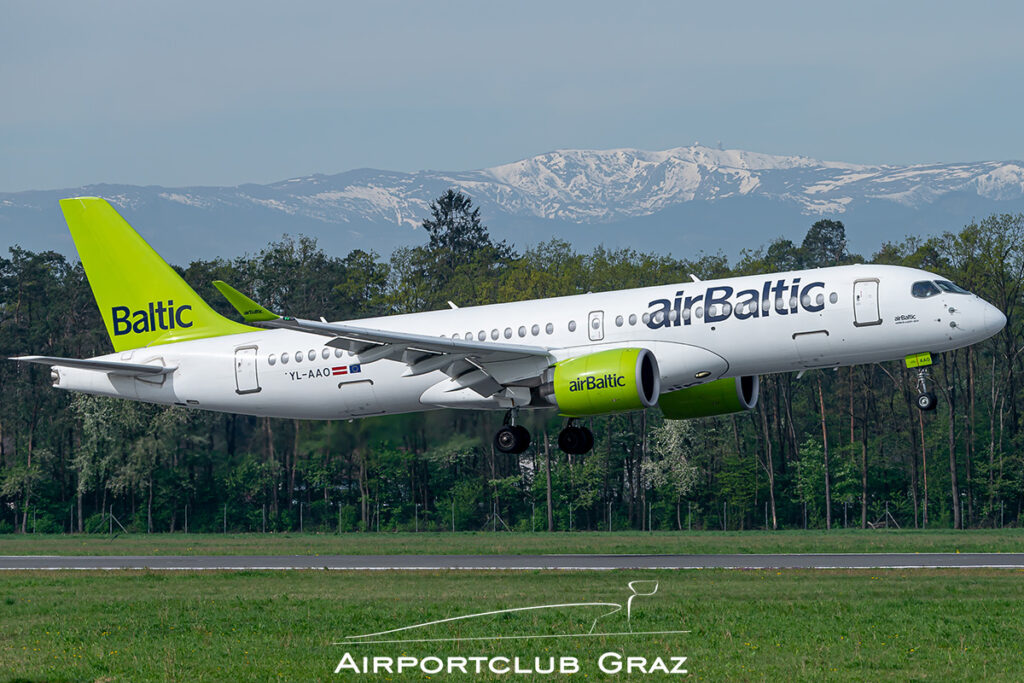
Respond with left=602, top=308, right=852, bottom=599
left=510, top=425, right=531, bottom=453
left=580, top=426, right=594, bottom=454
left=914, top=366, right=938, bottom=412
left=558, top=425, right=595, bottom=455
left=494, top=425, right=531, bottom=454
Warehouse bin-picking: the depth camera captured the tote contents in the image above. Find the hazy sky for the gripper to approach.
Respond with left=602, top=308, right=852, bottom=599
left=3, top=1, right=1023, bottom=191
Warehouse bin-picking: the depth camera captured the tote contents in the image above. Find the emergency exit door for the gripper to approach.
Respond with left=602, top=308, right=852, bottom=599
left=588, top=310, right=605, bottom=341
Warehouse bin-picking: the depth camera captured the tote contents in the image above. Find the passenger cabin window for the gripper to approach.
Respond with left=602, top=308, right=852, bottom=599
left=912, top=281, right=941, bottom=298
left=281, top=352, right=289, bottom=365
left=935, top=280, right=970, bottom=294
left=568, top=320, right=577, bottom=332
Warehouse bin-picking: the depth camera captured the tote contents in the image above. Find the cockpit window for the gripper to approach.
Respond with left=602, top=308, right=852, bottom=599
left=911, top=281, right=941, bottom=298
left=935, top=280, right=970, bottom=294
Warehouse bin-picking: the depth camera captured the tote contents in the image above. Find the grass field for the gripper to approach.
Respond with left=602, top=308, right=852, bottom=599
left=0, top=528, right=1022, bottom=556
left=2, top=568, right=1023, bottom=681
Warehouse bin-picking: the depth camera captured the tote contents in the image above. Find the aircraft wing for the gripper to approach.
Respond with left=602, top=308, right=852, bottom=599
left=11, top=355, right=177, bottom=376
left=263, top=317, right=553, bottom=397
left=212, top=280, right=554, bottom=397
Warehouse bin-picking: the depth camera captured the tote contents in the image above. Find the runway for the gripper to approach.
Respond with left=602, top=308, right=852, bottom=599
left=3, top=553, right=1024, bottom=570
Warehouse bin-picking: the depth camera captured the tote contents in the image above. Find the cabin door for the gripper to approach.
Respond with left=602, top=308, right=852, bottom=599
left=234, top=346, right=261, bottom=394
left=853, top=279, right=881, bottom=326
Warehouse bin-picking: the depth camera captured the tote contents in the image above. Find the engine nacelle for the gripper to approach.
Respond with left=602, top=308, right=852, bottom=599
left=547, top=348, right=661, bottom=417
left=659, top=376, right=759, bottom=420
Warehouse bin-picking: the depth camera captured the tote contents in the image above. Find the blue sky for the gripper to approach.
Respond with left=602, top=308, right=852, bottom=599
left=2, top=1, right=1022, bottom=191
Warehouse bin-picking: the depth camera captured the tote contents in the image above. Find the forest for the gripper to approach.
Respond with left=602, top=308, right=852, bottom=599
left=2, top=191, right=1023, bottom=534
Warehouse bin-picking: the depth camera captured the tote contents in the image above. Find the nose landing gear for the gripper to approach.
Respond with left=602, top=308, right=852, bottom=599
left=914, top=367, right=937, bottom=412
left=558, top=419, right=595, bottom=455
left=494, top=409, right=531, bottom=454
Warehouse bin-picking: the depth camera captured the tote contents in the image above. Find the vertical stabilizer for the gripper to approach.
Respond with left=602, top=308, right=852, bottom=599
left=60, top=197, right=255, bottom=352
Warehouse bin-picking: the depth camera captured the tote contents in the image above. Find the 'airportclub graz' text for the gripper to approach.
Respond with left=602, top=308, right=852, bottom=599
left=334, top=652, right=687, bottom=675
left=646, top=278, right=826, bottom=328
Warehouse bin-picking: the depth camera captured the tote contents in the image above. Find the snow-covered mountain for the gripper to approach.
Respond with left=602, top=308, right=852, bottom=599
left=3, top=145, right=1024, bottom=263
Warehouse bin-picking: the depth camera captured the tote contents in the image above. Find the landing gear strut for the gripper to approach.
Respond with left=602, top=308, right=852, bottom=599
left=914, top=367, right=937, bottom=412
left=558, top=419, right=594, bottom=455
left=494, top=409, right=531, bottom=454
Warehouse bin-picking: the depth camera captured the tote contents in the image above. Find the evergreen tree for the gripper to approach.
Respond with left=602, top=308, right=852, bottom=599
left=800, top=219, right=848, bottom=267
left=422, top=190, right=513, bottom=274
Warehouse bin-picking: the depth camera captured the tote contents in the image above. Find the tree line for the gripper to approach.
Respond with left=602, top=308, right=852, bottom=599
left=1, top=190, right=1022, bottom=534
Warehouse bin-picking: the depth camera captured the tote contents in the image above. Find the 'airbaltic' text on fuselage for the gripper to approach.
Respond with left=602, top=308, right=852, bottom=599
left=646, top=279, right=826, bottom=329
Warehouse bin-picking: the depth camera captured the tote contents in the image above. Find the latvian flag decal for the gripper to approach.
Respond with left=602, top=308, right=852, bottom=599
left=332, top=364, right=362, bottom=376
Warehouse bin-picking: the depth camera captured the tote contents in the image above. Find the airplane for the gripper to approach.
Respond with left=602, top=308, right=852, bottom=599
left=11, top=197, right=1007, bottom=455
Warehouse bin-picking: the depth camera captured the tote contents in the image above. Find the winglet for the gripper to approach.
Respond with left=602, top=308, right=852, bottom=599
left=212, top=281, right=281, bottom=322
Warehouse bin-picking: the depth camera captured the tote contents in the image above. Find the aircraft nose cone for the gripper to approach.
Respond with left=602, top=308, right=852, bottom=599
left=984, top=304, right=1007, bottom=337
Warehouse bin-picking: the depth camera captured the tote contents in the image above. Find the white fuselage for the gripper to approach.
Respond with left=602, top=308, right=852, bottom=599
left=51, top=264, right=1005, bottom=419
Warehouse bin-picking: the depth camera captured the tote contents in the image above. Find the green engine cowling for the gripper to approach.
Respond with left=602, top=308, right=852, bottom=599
left=549, top=348, right=661, bottom=417
left=659, top=376, right=759, bottom=419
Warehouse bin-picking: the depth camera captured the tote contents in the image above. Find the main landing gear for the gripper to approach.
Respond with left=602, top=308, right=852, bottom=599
left=558, top=419, right=594, bottom=456
left=914, top=367, right=937, bottom=412
left=492, top=413, right=596, bottom=455
left=494, top=410, right=531, bottom=454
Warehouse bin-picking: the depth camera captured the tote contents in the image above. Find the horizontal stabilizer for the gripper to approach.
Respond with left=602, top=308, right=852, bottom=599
left=11, top=355, right=177, bottom=377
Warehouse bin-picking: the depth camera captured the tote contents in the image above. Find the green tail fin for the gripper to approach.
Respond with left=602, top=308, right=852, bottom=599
left=60, top=197, right=257, bottom=352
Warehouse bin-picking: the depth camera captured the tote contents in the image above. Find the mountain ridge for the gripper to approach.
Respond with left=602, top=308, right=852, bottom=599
left=3, top=145, right=1023, bottom=263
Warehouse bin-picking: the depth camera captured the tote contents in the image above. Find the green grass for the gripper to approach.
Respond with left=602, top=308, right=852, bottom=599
left=1, top=528, right=1023, bottom=556
left=2, top=568, right=1023, bottom=681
